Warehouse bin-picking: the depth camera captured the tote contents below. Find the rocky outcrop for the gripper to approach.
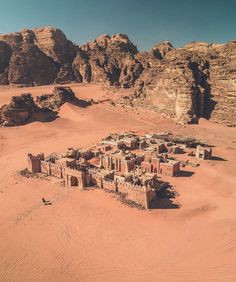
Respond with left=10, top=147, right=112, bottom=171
left=134, top=47, right=210, bottom=124
left=76, top=33, right=143, bottom=87
left=8, top=44, right=59, bottom=85
left=0, top=27, right=235, bottom=126
left=33, top=27, right=77, bottom=65
left=206, top=41, right=236, bottom=127
left=134, top=41, right=236, bottom=126
left=0, top=87, right=90, bottom=126
left=0, top=27, right=79, bottom=85
left=0, top=94, right=37, bottom=126
left=36, top=86, right=77, bottom=110
left=151, top=41, right=173, bottom=59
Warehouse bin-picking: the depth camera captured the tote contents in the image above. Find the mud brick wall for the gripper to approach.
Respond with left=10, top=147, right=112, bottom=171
left=103, top=179, right=116, bottom=192
left=50, top=163, right=63, bottom=178
left=126, top=187, right=148, bottom=209
left=41, top=161, right=51, bottom=175
left=117, top=182, right=129, bottom=194
left=160, top=163, right=174, bottom=177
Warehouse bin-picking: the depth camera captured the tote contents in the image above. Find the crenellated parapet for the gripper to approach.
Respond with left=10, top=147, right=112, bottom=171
left=115, top=180, right=155, bottom=209
left=50, top=163, right=64, bottom=178
left=41, top=160, right=51, bottom=175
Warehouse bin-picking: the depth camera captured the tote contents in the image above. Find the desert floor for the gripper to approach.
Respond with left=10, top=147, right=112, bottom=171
left=0, top=83, right=236, bottom=282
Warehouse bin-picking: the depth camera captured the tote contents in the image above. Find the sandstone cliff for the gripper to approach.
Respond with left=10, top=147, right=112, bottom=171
left=0, top=27, right=235, bottom=126
left=135, top=41, right=236, bottom=126
left=0, top=27, right=78, bottom=85
left=74, top=33, right=143, bottom=87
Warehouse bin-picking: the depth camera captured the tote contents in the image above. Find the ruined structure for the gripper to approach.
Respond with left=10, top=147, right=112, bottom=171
left=196, top=145, right=212, bottom=160
left=0, top=27, right=235, bottom=126
left=27, top=131, right=211, bottom=209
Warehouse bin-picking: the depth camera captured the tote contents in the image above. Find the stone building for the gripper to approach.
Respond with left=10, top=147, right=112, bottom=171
left=27, top=153, right=156, bottom=209
left=196, top=145, right=212, bottom=160
left=26, top=131, right=206, bottom=209
left=141, top=155, right=180, bottom=177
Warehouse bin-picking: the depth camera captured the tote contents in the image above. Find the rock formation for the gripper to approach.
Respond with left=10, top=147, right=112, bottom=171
left=73, top=33, right=143, bottom=87
left=0, top=86, right=89, bottom=126
left=36, top=86, right=76, bottom=110
left=133, top=41, right=236, bottom=126
left=0, top=27, right=78, bottom=85
left=0, top=94, right=37, bottom=126
left=0, top=27, right=235, bottom=126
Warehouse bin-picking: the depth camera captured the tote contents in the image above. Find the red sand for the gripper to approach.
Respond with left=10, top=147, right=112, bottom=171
left=0, top=84, right=236, bottom=281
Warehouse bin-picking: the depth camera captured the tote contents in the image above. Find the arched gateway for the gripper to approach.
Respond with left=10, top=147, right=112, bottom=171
left=70, top=176, right=78, bottom=187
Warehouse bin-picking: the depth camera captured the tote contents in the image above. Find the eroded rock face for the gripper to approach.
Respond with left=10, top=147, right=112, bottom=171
left=206, top=41, right=236, bottom=127
left=151, top=41, right=173, bottom=59
left=134, top=47, right=210, bottom=124
left=8, top=44, right=59, bottom=85
left=135, top=41, right=236, bottom=126
left=77, top=33, right=143, bottom=87
left=0, top=27, right=79, bottom=85
left=0, top=28, right=142, bottom=88
left=33, top=27, right=77, bottom=65
left=0, top=27, right=235, bottom=126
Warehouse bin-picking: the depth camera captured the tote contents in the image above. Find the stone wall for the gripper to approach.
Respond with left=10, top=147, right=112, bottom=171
left=64, top=168, right=85, bottom=188
left=102, top=179, right=117, bottom=192
left=116, top=180, right=155, bottom=209
left=41, top=160, right=51, bottom=175
left=50, top=163, right=63, bottom=178
left=27, top=155, right=156, bottom=209
left=159, top=162, right=180, bottom=177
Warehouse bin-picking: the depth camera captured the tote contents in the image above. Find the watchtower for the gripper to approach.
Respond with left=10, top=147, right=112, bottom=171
left=27, top=153, right=44, bottom=173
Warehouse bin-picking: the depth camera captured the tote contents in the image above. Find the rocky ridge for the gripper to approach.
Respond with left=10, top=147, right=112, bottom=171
left=0, top=27, right=235, bottom=126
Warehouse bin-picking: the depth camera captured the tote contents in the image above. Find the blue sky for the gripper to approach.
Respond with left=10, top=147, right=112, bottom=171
left=0, top=0, right=235, bottom=50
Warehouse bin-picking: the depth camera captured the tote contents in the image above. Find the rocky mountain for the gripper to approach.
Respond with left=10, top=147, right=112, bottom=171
left=0, top=27, right=78, bottom=85
left=75, top=33, right=143, bottom=87
left=135, top=41, right=236, bottom=126
left=0, top=27, right=235, bottom=126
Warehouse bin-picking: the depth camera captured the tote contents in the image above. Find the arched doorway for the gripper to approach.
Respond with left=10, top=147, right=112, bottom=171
left=70, top=176, right=78, bottom=187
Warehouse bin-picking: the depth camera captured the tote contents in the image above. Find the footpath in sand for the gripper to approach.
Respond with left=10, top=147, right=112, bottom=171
left=0, top=84, right=236, bottom=281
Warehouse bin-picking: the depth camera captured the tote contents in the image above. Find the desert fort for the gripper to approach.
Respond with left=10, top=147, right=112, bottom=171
left=0, top=26, right=236, bottom=282
left=27, top=130, right=212, bottom=209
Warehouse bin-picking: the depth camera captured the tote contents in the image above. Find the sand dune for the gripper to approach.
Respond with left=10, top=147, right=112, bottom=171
left=0, top=84, right=236, bottom=281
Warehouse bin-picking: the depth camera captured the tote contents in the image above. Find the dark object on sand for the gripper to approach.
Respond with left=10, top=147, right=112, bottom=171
left=42, top=197, right=52, bottom=205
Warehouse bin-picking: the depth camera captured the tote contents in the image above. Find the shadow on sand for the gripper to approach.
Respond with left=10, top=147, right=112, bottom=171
left=176, top=170, right=195, bottom=177
left=210, top=156, right=227, bottom=161
left=30, top=109, right=59, bottom=123
left=72, top=97, right=92, bottom=108
left=150, top=184, right=180, bottom=209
